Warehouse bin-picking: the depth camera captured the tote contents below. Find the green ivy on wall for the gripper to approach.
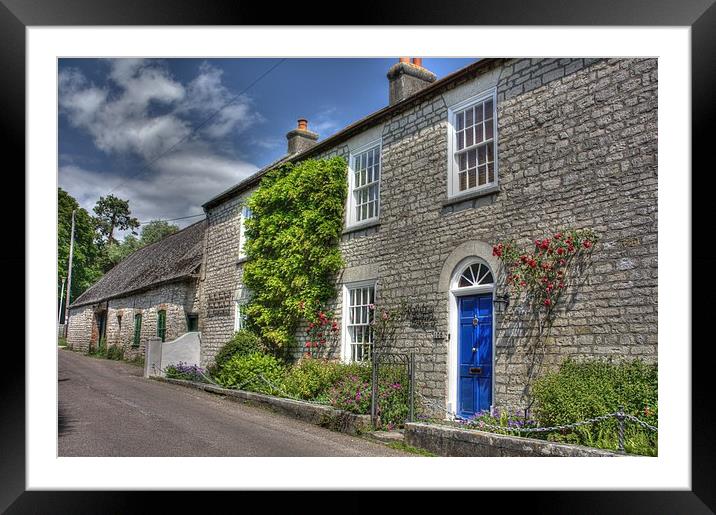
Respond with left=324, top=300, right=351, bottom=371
left=242, top=157, right=348, bottom=355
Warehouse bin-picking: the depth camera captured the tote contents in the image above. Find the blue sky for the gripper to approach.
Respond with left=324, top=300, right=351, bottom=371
left=58, top=58, right=477, bottom=234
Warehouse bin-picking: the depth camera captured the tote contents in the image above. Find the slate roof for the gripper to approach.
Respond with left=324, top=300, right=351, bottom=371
left=70, top=219, right=206, bottom=308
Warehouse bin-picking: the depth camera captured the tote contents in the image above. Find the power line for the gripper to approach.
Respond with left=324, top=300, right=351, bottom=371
left=137, top=213, right=205, bottom=225
left=107, top=58, right=288, bottom=196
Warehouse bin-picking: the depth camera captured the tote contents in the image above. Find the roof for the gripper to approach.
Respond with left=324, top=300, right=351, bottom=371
left=70, top=220, right=207, bottom=308
left=203, top=58, right=500, bottom=209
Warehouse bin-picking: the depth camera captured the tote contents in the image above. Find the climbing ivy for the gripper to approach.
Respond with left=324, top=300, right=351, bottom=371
left=242, top=157, right=348, bottom=355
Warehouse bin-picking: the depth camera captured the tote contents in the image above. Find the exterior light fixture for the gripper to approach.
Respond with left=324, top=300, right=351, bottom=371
left=493, top=294, right=509, bottom=315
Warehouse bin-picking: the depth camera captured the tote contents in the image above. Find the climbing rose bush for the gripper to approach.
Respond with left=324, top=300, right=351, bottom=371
left=492, top=228, right=598, bottom=309
left=303, top=307, right=340, bottom=358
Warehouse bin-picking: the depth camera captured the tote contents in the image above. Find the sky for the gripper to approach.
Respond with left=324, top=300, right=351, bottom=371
left=58, top=57, right=477, bottom=236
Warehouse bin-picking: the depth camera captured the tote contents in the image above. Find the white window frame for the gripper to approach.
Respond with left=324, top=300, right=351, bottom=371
left=341, top=279, right=377, bottom=363
left=446, top=88, right=498, bottom=199
left=233, top=285, right=250, bottom=332
left=238, top=204, right=253, bottom=260
left=346, top=139, right=382, bottom=229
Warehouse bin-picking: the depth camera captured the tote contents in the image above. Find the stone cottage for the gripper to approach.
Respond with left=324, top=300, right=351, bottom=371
left=65, top=220, right=206, bottom=360
left=198, top=57, right=658, bottom=418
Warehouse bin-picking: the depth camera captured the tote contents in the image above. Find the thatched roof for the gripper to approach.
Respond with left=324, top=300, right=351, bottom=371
left=70, top=220, right=206, bottom=308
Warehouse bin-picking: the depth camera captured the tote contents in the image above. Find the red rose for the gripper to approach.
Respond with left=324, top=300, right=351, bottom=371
left=543, top=298, right=552, bottom=306
left=557, top=247, right=564, bottom=255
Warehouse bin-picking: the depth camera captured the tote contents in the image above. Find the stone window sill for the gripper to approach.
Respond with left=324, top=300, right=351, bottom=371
left=342, top=219, right=381, bottom=236
left=237, top=256, right=249, bottom=265
left=442, top=185, right=500, bottom=208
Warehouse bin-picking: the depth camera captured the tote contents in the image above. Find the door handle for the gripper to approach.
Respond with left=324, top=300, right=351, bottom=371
left=471, top=347, right=477, bottom=353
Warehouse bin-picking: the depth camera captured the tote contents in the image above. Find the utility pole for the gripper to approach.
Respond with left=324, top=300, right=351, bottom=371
left=64, top=209, right=76, bottom=337
left=58, top=277, right=66, bottom=326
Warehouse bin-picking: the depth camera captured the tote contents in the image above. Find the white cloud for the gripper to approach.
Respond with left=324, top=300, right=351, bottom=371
left=59, top=58, right=265, bottom=236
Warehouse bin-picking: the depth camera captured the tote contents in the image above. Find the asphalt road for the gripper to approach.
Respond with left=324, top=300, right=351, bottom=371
left=58, top=349, right=410, bottom=457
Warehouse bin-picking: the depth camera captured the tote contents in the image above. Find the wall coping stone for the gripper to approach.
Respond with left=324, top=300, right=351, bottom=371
left=153, top=377, right=372, bottom=435
left=404, top=422, right=625, bottom=457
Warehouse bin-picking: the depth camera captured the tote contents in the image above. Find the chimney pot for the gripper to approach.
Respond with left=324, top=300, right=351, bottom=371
left=411, top=57, right=423, bottom=67
left=399, top=57, right=411, bottom=63
left=297, top=118, right=308, bottom=131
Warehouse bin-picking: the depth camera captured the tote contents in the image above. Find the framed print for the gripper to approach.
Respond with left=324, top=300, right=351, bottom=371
left=3, top=0, right=714, bottom=512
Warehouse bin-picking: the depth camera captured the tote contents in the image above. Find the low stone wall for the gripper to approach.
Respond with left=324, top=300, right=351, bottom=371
left=404, top=422, right=622, bottom=457
left=154, top=377, right=371, bottom=435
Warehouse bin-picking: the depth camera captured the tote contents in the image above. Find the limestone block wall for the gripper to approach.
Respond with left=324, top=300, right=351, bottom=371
left=66, top=279, right=200, bottom=360
left=200, top=187, right=255, bottom=367
left=200, top=57, right=658, bottom=414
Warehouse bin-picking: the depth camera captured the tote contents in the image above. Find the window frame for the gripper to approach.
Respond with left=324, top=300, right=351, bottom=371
left=132, top=313, right=142, bottom=347
left=156, top=309, right=167, bottom=342
left=341, top=279, right=377, bottom=363
left=446, top=88, right=499, bottom=199
left=238, top=203, right=253, bottom=260
left=346, top=139, right=382, bottom=229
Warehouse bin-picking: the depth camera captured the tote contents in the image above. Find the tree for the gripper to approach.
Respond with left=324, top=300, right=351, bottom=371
left=58, top=188, right=104, bottom=320
left=139, top=220, right=179, bottom=245
left=92, top=194, right=140, bottom=246
left=106, top=220, right=179, bottom=267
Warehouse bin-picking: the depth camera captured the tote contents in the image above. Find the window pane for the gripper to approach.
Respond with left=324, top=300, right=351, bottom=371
left=488, top=162, right=495, bottom=183
left=465, top=127, right=474, bottom=148
left=487, top=142, right=494, bottom=162
left=468, top=148, right=476, bottom=169
left=485, top=119, right=494, bottom=139
left=465, top=107, right=473, bottom=127
left=478, top=145, right=486, bottom=166
left=479, top=165, right=487, bottom=185
left=459, top=172, right=467, bottom=191
left=476, top=103, right=484, bottom=123
left=468, top=168, right=477, bottom=189
left=457, top=130, right=464, bottom=151
left=456, top=112, right=464, bottom=131
left=367, top=151, right=373, bottom=168
left=476, top=124, right=484, bottom=143
left=485, top=99, right=494, bottom=118
left=459, top=153, right=467, bottom=171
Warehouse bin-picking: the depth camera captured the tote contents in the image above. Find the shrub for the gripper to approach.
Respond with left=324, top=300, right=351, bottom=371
left=532, top=358, right=658, bottom=455
left=165, top=362, right=206, bottom=382
left=281, top=357, right=370, bottom=402
left=214, top=353, right=286, bottom=395
left=242, top=157, right=348, bottom=354
left=329, top=374, right=372, bottom=415
left=327, top=364, right=413, bottom=428
left=209, top=330, right=265, bottom=375
left=58, top=337, right=68, bottom=347
left=106, top=345, right=124, bottom=361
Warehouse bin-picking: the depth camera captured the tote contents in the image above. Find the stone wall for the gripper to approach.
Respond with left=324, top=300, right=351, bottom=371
left=66, top=278, right=200, bottom=359
left=199, top=58, right=658, bottom=415
left=200, top=188, right=255, bottom=367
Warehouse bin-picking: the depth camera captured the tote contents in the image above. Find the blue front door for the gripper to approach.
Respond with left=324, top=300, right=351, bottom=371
left=458, top=294, right=493, bottom=418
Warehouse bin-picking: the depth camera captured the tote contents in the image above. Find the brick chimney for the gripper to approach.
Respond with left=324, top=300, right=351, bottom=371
left=387, top=57, right=437, bottom=105
left=286, top=118, right=319, bottom=155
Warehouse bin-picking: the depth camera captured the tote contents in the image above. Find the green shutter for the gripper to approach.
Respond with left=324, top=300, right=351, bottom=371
left=133, top=314, right=142, bottom=347
left=157, top=310, right=166, bottom=342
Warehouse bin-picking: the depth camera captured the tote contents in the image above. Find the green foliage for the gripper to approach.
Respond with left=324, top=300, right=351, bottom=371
left=214, top=353, right=286, bottom=395
left=106, top=220, right=180, bottom=267
left=106, top=344, right=124, bottom=361
left=58, top=188, right=104, bottom=310
left=93, top=194, right=140, bottom=246
left=532, top=358, right=658, bottom=455
left=58, top=337, right=68, bottom=347
left=242, top=157, right=347, bottom=354
left=209, top=330, right=265, bottom=375
left=281, top=357, right=369, bottom=402
left=329, top=374, right=372, bottom=414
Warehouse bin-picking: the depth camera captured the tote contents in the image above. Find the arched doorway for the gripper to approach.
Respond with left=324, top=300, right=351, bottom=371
left=448, top=258, right=495, bottom=419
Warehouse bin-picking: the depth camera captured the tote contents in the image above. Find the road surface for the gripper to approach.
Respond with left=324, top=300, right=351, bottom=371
left=58, top=349, right=410, bottom=457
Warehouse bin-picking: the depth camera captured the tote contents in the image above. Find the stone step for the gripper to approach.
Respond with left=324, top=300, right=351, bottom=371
left=364, top=429, right=405, bottom=444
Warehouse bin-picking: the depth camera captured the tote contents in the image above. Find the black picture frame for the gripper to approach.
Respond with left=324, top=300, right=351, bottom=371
left=3, top=0, right=713, bottom=512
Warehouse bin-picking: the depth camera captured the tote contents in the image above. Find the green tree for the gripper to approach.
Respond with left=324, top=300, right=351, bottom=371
left=138, top=219, right=179, bottom=245
left=106, top=220, right=179, bottom=267
left=92, top=194, right=140, bottom=246
left=58, top=188, right=104, bottom=319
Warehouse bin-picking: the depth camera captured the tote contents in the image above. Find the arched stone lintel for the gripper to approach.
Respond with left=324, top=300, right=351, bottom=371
left=438, top=240, right=501, bottom=293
